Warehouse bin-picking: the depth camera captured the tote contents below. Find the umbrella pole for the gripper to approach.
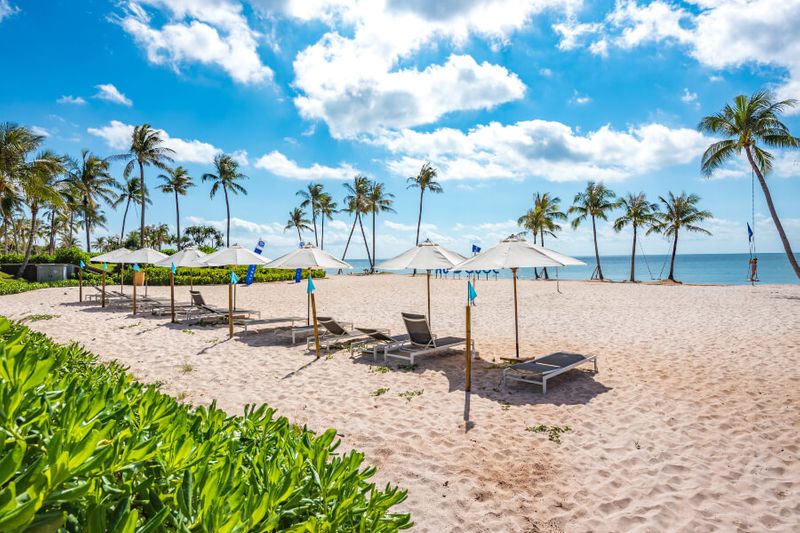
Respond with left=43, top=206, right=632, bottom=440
left=465, top=304, right=472, bottom=391
left=170, top=271, right=175, bottom=323
left=427, top=269, right=431, bottom=327
left=228, top=281, right=234, bottom=338
left=120, top=264, right=124, bottom=294
left=310, top=290, right=321, bottom=358
left=78, top=267, right=83, bottom=302
left=133, top=281, right=137, bottom=315
left=102, top=270, right=106, bottom=308
left=512, top=267, right=519, bottom=359
left=307, top=292, right=310, bottom=326
left=190, top=272, right=193, bottom=290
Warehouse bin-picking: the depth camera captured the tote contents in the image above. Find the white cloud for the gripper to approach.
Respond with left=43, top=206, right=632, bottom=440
left=93, top=84, right=133, bottom=106
left=570, top=90, right=591, bottom=105
left=57, top=95, right=86, bottom=105
left=376, top=119, right=711, bottom=182
left=606, top=0, right=692, bottom=49
left=680, top=87, right=698, bottom=104
left=0, top=0, right=18, bottom=22
left=119, top=0, right=272, bottom=84
left=539, top=67, right=554, bottom=77
left=231, top=149, right=249, bottom=166
left=87, top=120, right=223, bottom=164
left=553, top=18, right=602, bottom=51
left=254, top=150, right=358, bottom=180
left=31, top=126, right=50, bottom=137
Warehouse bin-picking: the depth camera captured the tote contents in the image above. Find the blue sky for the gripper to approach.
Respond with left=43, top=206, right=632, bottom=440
left=1, top=0, right=799, bottom=260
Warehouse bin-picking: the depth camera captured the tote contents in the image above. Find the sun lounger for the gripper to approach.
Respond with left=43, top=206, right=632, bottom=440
left=306, top=317, right=374, bottom=353
left=502, top=352, right=598, bottom=394
left=186, top=290, right=260, bottom=321
left=381, top=312, right=475, bottom=365
left=239, top=316, right=305, bottom=332
left=354, top=328, right=410, bottom=360
left=276, top=324, right=316, bottom=344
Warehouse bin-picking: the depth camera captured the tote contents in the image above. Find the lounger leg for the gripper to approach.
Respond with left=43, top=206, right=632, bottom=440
left=542, top=378, right=547, bottom=395
left=594, top=359, right=598, bottom=373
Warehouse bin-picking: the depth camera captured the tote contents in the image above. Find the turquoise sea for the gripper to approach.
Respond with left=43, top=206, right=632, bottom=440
left=340, top=253, right=798, bottom=285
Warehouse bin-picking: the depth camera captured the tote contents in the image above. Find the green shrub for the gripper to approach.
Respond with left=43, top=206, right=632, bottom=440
left=0, top=317, right=411, bottom=531
left=0, top=279, right=82, bottom=296
left=121, top=266, right=325, bottom=286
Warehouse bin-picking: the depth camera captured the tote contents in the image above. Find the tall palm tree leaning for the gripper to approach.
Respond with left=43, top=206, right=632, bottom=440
left=68, top=150, right=117, bottom=253
left=111, top=177, right=149, bottom=246
left=157, top=165, right=194, bottom=248
left=366, top=180, right=395, bottom=272
left=613, top=192, right=660, bottom=282
left=698, top=90, right=800, bottom=279
left=341, top=175, right=372, bottom=266
left=569, top=181, right=619, bottom=281
left=407, top=163, right=443, bottom=275
left=651, top=192, right=712, bottom=282
left=202, top=154, right=248, bottom=247
left=285, top=207, right=312, bottom=243
left=317, top=192, right=337, bottom=250
left=118, top=124, right=175, bottom=248
left=297, top=183, right=323, bottom=247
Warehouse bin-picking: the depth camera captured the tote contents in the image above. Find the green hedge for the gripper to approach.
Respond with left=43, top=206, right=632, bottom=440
left=122, top=266, right=325, bottom=286
left=0, top=279, right=83, bottom=296
left=0, top=317, right=411, bottom=531
left=0, top=248, right=91, bottom=266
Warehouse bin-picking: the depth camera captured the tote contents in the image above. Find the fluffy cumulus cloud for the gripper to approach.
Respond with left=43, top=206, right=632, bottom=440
left=254, top=150, right=358, bottom=180
left=93, top=84, right=133, bottom=106
left=87, top=120, right=222, bottom=163
left=0, top=0, right=18, bottom=22
left=119, top=0, right=272, bottom=84
left=377, top=119, right=710, bottom=182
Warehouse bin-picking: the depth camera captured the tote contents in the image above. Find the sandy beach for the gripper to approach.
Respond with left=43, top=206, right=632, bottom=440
left=2, top=276, right=798, bottom=532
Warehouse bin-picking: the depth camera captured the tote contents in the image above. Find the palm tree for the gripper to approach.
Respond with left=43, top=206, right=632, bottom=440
left=366, top=180, right=395, bottom=271
left=285, top=207, right=312, bottom=243
left=17, top=150, right=66, bottom=275
left=76, top=206, right=107, bottom=251
left=297, top=183, right=323, bottom=247
left=117, top=124, right=175, bottom=247
left=650, top=192, right=712, bottom=282
left=68, top=150, right=117, bottom=253
left=613, top=192, right=660, bottom=282
left=0, top=123, right=42, bottom=254
left=698, top=90, right=800, bottom=279
left=569, top=181, right=619, bottom=280
left=111, top=177, right=149, bottom=244
left=407, top=162, right=443, bottom=247
left=341, top=175, right=372, bottom=265
left=149, top=223, right=170, bottom=250
left=533, top=193, right=566, bottom=279
left=317, top=192, right=337, bottom=250
left=202, top=154, right=248, bottom=247
left=157, top=165, right=194, bottom=248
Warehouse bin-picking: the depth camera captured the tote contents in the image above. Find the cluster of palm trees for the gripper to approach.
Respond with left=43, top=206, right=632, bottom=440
left=517, top=183, right=712, bottom=282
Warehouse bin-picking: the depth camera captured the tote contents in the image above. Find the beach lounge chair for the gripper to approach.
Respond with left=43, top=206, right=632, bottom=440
left=186, top=290, right=260, bottom=322
left=355, top=328, right=410, bottom=360
left=239, top=315, right=304, bottom=332
left=382, top=312, right=475, bottom=365
left=502, top=352, right=598, bottom=394
left=305, top=317, right=372, bottom=353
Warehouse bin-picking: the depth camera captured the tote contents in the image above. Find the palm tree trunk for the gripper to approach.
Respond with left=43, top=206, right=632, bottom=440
left=321, top=216, right=325, bottom=250
left=630, top=223, right=637, bottom=282
left=358, top=213, right=372, bottom=267
left=120, top=198, right=130, bottom=244
left=312, top=211, right=318, bottom=247
left=296, top=227, right=302, bottom=243
left=744, top=145, right=800, bottom=279
left=48, top=210, right=56, bottom=254
left=139, top=161, right=145, bottom=248
left=341, top=215, right=357, bottom=265
left=18, top=205, right=38, bottom=277
left=371, top=210, right=376, bottom=273
left=174, top=191, right=181, bottom=247
left=541, top=228, right=549, bottom=280
left=84, top=201, right=91, bottom=254
left=223, top=185, right=231, bottom=247
left=532, top=229, right=539, bottom=279
left=668, top=231, right=679, bottom=281
left=592, top=215, right=603, bottom=280
left=68, top=211, right=74, bottom=245
left=415, top=189, right=424, bottom=245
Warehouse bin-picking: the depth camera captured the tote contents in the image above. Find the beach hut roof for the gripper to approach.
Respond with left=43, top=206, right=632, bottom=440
left=200, top=244, right=272, bottom=266
left=377, top=239, right=466, bottom=270
left=265, top=243, right=351, bottom=270
left=118, top=247, right=168, bottom=265
left=154, top=246, right=208, bottom=268
left=453, top=235, right=565, bottom=270
left=90, top=247, right=131, bottom=263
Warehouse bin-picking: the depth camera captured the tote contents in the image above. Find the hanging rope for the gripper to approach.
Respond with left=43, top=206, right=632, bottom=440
left=636, top=232, right=657, bottom=280
left=747, top=169, right=759, bottom=284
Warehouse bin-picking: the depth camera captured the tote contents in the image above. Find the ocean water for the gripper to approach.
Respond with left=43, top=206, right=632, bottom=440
left=339, top=253, right=798, bottom=285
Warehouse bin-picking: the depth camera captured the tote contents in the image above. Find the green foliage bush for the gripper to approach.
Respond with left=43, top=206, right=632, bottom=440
left=0, top=318, right=411, bottom=531
left=122, top=266, right=325, bottom=286
left=0, top=279, right=82, bottom=296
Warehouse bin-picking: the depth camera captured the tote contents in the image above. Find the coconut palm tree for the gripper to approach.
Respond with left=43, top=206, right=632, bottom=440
left=285, top=207, right=312, bottom=243
left=533, top=192, right=566, bottom=279
left=117, top=124, right=175, bottom=247
left=149, top=223, right=170, bottom=250
left=407, top=162, right=443, bottom=247
left=569, top=181, right=619, bottom=281
left=341, top=175, right=372, bottom=265
left=0, top=123, right=43, bottom=254
left=650, top=192, right=712, bottom=282
left=613, top=192, right=660, bottom=282
left=698, top=90, right=800, bottom=279
left=297, top=183, right=323, bottom=247
left=202, top=154, right=248, bottom=247
left=111, top=176, right=149, bottom=244
left=157, top=165, right=194, bottom=248
left=76, top=205, right=107, bottom=251
left=67, top=150, right=117, bottom=253
left=366, top=180, right=395, bottom=271
left=317, top=192, right=337, bottom=250
left=17, top=150, right=66, bottom=275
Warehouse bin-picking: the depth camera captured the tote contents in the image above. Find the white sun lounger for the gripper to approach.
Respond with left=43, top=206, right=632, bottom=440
left=502, top=352, right=598, bottom=394
left=382, top=312, right=476, bottom=365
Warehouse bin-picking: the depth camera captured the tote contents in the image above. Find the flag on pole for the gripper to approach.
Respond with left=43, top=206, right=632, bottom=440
left=171, top=262, right=177, bottom=275
left=133, top=264, right=140, bottom=272
left=294, top=268, right=302, bottom=283
left=230, top=271, right=239, bottom=284
left=307, top=275, right=316, bottom=294
left=467, top=281, right=477, bottom=304
left=747, top=222, right=754, bottom=243
left=245, top=239, right=265, bottom=286
left=79, top=260, right=85, bottom=269
left=103, top=262, right=108, bottom=271
left=471, top=244, right=481, bottom=254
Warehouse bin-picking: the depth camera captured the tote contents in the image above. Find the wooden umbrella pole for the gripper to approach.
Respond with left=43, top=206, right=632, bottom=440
left=465, top=304, right=472, bottom=391
left=307, top=292, right=310, bottom=325
left=78, top=267, right=83, bottom=302
left=120, top=264, right=124, bottom=294
left=189, top=271, right=193, bottom=290
left=310, top=291, right=321, bottom=358
left=133, top=281, right=137, bottom=315
left=170, top=271, right=176, bottom=323
left=426, top=269, right=431, bottom=327
left=228, top=281, right=234, bottom=338
left=101, top=270, right=106, bottom=308
left=512, top=267, right=519, bottom=359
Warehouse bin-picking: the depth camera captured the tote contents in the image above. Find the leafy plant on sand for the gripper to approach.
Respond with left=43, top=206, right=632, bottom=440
left=0, top=317, right=412, bottom=531
left=398, top=389, right=424, bottom=402
left=370, top=387, right=390, bottom=397
left=526, top=424, right=572, bottom=444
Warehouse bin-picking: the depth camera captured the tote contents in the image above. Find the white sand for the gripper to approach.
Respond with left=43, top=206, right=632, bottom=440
left=2, top=276, right=799, bottom=532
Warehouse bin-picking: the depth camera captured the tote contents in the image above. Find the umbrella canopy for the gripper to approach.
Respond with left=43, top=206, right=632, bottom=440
left=453, top=235, right=564, bottom=270
left=265, top=243, right=351, bottom=270
left=377, top=239, right=465, bottom=270
left=119, top=247, right=169, bottom=265
left=154, top=246, right=208, bottom=268
left=530, top=244, right=586, bottom=266
left=90, top=247, right=131, bottom=264
left=200, top=244, right=272, bottom=267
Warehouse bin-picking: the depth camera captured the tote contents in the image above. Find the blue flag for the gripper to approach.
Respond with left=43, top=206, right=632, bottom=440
left=79, top=259, right=85, bottom=269
left=307, top=276, right=315, bottom=294
left=471, top=244, right=481, bottom=254
left=230, top=270, right=239, bottom=284
left=133, top=263, right=140, bottom=272
left=171, top=262, right=177, bottom=275
left=103, top=262, right=108, bottom=271
left=747, top=222, right=754, bottom=243
left=245, top=239, right=265, bottom=286
left=468, top=281, right=477, bottom=304
left=294, top=268, right=302, bottom=283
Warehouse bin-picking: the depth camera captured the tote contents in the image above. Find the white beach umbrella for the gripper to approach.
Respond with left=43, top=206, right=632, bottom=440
left=454, top=235, right=570, bottom=359
left=117, top=248, right=169, bottom=314
left=530, top=244, right=586, bottom=267
left=154, top=247, right=208, bottom=323
left=376, top=239, right=466, bottom=325
left=200, top=245, right=273, bottom=338
left=87, top=247, right=130, bottom=306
